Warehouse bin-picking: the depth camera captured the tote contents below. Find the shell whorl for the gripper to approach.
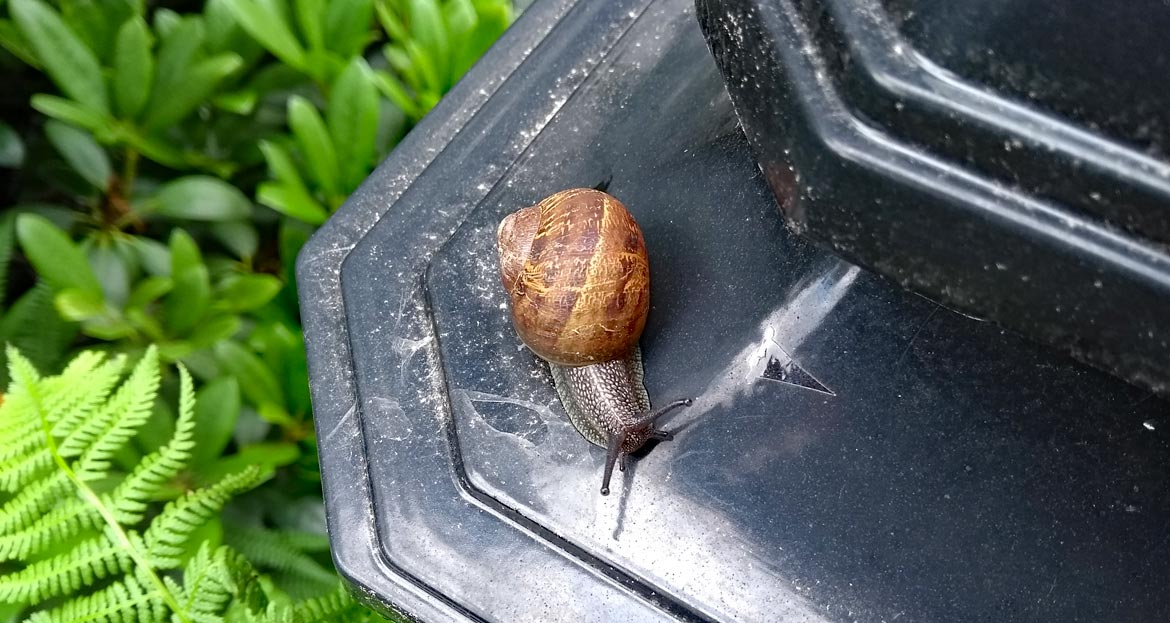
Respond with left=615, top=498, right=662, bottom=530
left=496, top=188, right=650, bottom=367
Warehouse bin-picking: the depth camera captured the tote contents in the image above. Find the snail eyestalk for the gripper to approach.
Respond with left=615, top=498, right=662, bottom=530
left=636, top=398, right=694, bottom=427
left=601, top=432, right=626, bottom=495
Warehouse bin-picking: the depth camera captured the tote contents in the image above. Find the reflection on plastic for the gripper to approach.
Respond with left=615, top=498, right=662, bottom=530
left=690, top=260, right=859, bottom=417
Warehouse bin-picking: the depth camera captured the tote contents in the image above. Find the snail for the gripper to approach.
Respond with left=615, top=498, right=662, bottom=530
left=496, top=188, right=692, bottom=495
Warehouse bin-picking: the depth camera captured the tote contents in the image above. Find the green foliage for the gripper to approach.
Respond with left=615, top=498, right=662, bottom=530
left=0, top=0, right=513, bottom=620
left=0, top=347, right=380, bottom=622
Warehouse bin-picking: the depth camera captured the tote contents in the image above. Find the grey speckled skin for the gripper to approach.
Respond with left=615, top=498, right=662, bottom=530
left=548, top=347, right=691, bottom=495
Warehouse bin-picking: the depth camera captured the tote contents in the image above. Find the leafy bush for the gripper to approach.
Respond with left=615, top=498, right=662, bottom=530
left=0, top=0, right=514, bottom=620
left=0, top=346, right=381, bottom=622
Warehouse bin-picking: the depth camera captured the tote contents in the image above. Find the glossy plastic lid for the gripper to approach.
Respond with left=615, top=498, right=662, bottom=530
left=300, top=0, right=1170, bottom=620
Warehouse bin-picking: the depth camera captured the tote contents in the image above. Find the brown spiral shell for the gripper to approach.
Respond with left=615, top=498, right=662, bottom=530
left=496, top=188, right=650, bottom=367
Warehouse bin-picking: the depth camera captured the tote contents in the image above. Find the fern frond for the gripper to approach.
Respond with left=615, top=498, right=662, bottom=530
left=62, top=348, right=160, bottom=475
left=110, top=365, right=198, bottom=524
left=0, top=469, right=74, bottom=533
left=288, top=583, right=371, bottom=623
left=0, top=351, right=124, bottom=476
left=24, top=573, right=167, bottom=623
left=0, top=531, right=136, bottom=602
left=0, top=496, right=101, bottom=560
left=223, top=526, right=337, bottom=599
left=146, top=466, right=269, bottom=569
left=172, top=542, right=263, bottom=623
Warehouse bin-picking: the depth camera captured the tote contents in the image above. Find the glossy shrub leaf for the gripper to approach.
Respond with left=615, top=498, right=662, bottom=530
left=0, top=121, right=25, bottom=168
left=215, top=339, right=283, bottom=409
left=53, top=287, right=105, bottom=320
left=126, top=275, right=173, bottom=310
left=144, top=52, right=244, bottom=130
left=294, top=0, right=325, bottom=51
left=211, top=220, right=259, bottom=259
left=43, top=120, right=111, bottom=190
left=407, top=0, right=449, bottom=89
left=130, top=236, right=171, bottom=276
left=142, top=17, right=203, bottom=126
left=199, top=442, right=298, bottom=484
left=10, top=0, right=109, bottom=114
left=165, top=229, right=211, bottom=334
left=257, top=182, right=328, bottom=224
left=88, top=240, right=132, bottom=307
left=454, top=0, right=510, bottom=77
left=16, top=213, right=103, bottom=299
left=372, top=70, right=419, bottom=119
left=30, top=94, right=112, bottom=135
left=215, top=274, right=283, bottom=312
left=112, top=16, right=154, bottom=120
left=187, top=314, right=241, bottom=349
left=329, top=58, right=379, bottom=191
left=154, top=175, right=253, bottom=221
left=444, top=0, right=477, bottom=36
left=224, top=0, right=306, bottom=71
left=258, top=140, right=304, bottom=187
left=0, top=18, right=40, bottom=67
left=287, top=96, right=339, bottom=198
left=324, top=0, right=374, bottom=57
left=192, top=377, right=241, bottom=468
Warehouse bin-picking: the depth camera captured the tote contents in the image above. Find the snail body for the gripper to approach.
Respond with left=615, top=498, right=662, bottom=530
left=497, top=188, right=691, bottom=495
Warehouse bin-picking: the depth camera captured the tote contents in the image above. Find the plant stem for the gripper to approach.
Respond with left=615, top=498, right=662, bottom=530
left=24, top=366, right=192, bottom=623
left=123, top=148, right=140, bottom=193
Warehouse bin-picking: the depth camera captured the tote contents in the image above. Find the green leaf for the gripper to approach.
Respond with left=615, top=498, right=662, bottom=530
left=324, top=0, right=374, bottom=57
left=198, top=442, right=298, bottom=484
left=191, top=377, right=241, bottom=468
left=112, top=16, right=154, bottom=120
left=143, top=52, right=243, bottom=130
left=211, top=220, right=259, bottom=259
left=187, top=314, right=241, bottom=349
left=0, top=121, right=25, bottom=168
left=153, top=176, right=253, bottom=221
left=294, top=0, right=325, bottom=51
left=31, top=95, right=113, bottom=137
left=142, top=17, right=203, bottom=127
left=329, top=57, right=379, bottom=191
left=407, top=0, right=449, bottom=89
left=375, top=0, right=408, bottom=40
left=88, top=239, right=132, bottom=307
left=454, top=0, right=510, bottom=77
left=16, top=213, right=103, bottom=299
left=257, top=182, right=328, bottom=224
left=10, top=0, right=109, bottom=114
left=54, top=286, right=106, bottom=320
left=258, top=140, right=304, bottom=187
left=126, top=275, right=172, bottom=310
left=214, top=274, right=283, bottom=312
left=153, top=8, right=182, bottom=38
left=165, top=229, right=211, bottom=334
left=0, top=18, right=40, bottom=67
left=444, top=0, right=477, bottom=36
left=372, top=69, right=420, bottom=119
left=287, top=96, right=339, bottom=198
left=214, top=340, right=283, bottom=409
left=129, top=236, right=170, bottom=276
left=43, top=120, right=111, bottom=190
left=224, top=0, right=307, bottom=71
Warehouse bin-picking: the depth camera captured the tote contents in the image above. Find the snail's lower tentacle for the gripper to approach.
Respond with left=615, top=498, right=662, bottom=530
left=650, top=429, right=673, bottom=441
left=601, top=432, right=625, bottom=496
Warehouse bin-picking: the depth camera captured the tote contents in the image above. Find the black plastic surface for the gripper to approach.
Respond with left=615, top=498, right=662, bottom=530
left=696, top=0, right=1170, bottom=397
left=300, top=0, right=1170, bottom=621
